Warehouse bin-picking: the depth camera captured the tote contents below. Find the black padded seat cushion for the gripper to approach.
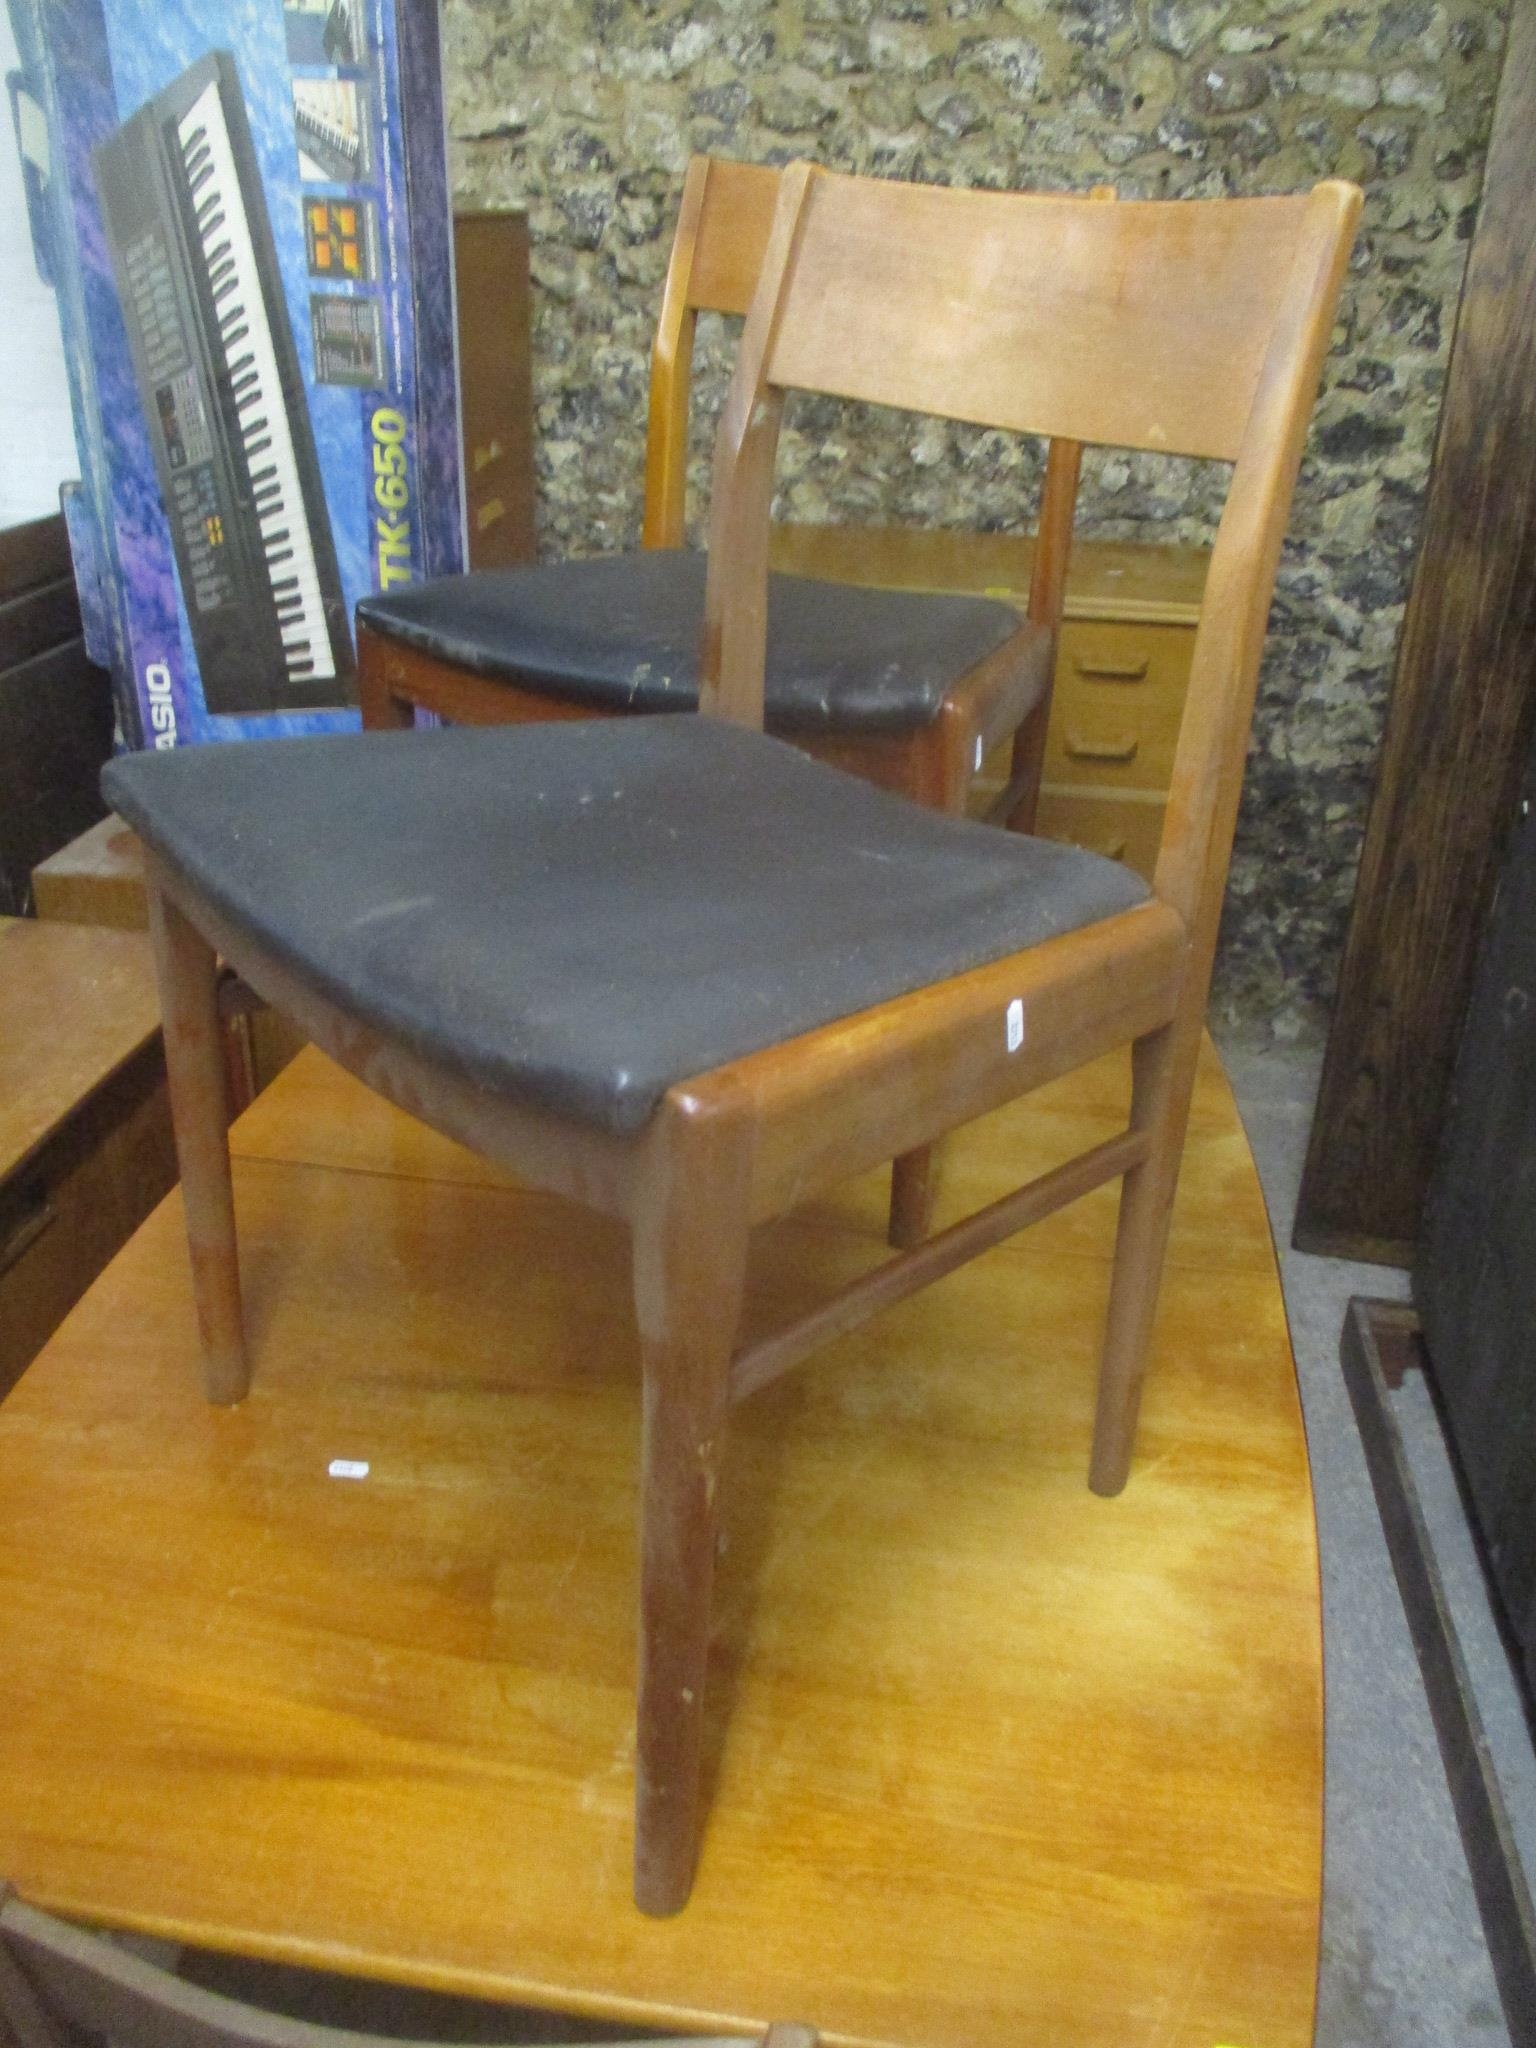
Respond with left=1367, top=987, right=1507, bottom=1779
left=104, top=721, right=1149, bottom=1136
left=356, top=549, right=1043, bottom=735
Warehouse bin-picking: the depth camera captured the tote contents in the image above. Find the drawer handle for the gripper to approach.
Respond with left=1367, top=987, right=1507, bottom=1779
left=0, top=1183, right=56, bottom=1279
left=1065, top=729, right=1139, bottom=763
left=1074, top=655, right=1149, bottom=682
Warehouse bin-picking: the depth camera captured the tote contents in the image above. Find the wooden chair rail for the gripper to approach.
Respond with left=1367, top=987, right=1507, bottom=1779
left=146, top=854, right=1186, bottom=1240
left=359, top=640, right=598, bottom=732
left=726, top=902, right=1186, bottom=1221
left=360, top=615, right=1048, bottom=818
left=731, top=1124, right=1148, bottom=1402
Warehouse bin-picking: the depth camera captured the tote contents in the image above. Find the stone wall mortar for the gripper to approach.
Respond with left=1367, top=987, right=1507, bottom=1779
left=443, top=0, right=1507, bottom=1039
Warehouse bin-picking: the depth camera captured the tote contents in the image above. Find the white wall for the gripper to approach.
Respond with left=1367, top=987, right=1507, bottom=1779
left=0, top=7, right=81, bottom=530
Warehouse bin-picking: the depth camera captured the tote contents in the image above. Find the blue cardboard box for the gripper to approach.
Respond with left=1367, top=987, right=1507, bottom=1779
left=7, top=0, right=463, bottom=746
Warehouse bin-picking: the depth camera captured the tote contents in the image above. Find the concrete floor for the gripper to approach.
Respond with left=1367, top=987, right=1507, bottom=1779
left=1219, top=1034, right=1531, bottom=2048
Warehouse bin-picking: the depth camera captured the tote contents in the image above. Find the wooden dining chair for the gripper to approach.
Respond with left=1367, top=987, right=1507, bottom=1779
left=356, top=153, right=1071, bottom=833
left=355, top=154, right=1094, bottom=1251
left=103, top=164, right=1359, bottom=1918
left=0, top=1883, right=816, bottom=2048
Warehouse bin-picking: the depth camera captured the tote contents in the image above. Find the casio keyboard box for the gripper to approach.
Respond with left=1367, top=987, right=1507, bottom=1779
left=6, top=0, right=463, bottom=746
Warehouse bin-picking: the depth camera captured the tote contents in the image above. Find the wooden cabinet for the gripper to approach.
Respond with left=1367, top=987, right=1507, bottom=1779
left=0, top=919, right=175, bottom=1400
left=770, top=524, right=1208, bottom=879
left=453, top=209, right=537, bottom=570
left=31, top=812, right=152, bottom=929
left=0, top=515, right=114, bottom=914
left=1045, top=619, right=1195, bottom=792
left=1030, top=783, right=1167, bottom=875
left=1032, top=612, right=1199, bottom=870
left=33, top=816, right=304, bottom=1105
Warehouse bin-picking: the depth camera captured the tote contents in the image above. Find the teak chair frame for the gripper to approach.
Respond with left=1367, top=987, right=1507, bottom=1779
left=0, top=1883, right=816, bottom=2048
left=139, top=164, right=1359, bottom=1917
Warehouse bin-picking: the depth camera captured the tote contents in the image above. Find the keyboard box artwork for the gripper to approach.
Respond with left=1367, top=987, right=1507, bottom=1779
left=6, top=0, right=463, bottom=743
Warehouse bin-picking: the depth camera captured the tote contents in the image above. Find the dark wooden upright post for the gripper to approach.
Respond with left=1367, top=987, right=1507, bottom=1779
left=452, top=210, right=536, bottom=569
left=1295, top=0, right=1536, bottom=1265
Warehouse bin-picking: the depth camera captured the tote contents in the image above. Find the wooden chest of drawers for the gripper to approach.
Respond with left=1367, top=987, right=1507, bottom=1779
left=771, top=524, right=1210, bottom=880
left=1036, top=610, right=1199, bottom=874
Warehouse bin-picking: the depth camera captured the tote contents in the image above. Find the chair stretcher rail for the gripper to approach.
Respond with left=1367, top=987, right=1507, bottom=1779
left=731, top=1125, right=1150, bottom=1402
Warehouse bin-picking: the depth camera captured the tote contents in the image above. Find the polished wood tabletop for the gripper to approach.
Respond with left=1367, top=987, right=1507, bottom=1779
left=0, top=1036, right=1320, bottom=2048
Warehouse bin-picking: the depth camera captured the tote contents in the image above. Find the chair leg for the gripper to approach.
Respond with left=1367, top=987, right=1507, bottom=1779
left=1089, top=1017, right=1201, bottom=1496
left=145, top=885, right=249, bottom=1406
left=356, top=631, right=414, bottom=731
left=630, top=1115, right=752, bottom=1916
left=888, top=1147, right=941, bottom=1250
left=1004, top=697, right=1050, bottom=833
left=886, top=717, right=971, bottom=1250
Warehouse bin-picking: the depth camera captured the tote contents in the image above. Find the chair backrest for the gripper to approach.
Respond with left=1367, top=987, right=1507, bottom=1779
left=643, top=156, right=782, bottom=551
left=0, top=1886, right=817, bottom=2048
left=641, top=155, right=1093, bottom=642
left=701, top=163, right=1360, bottom=959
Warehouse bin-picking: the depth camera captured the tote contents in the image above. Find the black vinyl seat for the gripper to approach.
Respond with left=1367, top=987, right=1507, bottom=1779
left=103, top=720, right=1148, bottom=1136
left=355, top=550, right=1046, bottom=735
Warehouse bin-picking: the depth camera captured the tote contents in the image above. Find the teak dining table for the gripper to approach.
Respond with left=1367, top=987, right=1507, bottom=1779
left=0, top=1034, right=1321, bottom=2048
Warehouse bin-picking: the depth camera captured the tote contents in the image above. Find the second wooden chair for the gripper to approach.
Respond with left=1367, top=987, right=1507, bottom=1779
left=357, top=156, right=1074, bottom=831
left=357, top=156, right=1094, bottom=1247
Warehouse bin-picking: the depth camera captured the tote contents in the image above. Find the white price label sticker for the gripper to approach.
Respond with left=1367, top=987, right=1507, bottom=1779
left=1006, top=998, right=1025, bottom=1053
left=328, top=1459, right=370, bottom=1481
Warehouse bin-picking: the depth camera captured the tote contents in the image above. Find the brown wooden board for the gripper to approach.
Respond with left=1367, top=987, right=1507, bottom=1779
left=0, top=920, right=161, bottom=1181
left=1295, top=0, right=1536, bottom=1265
left=0, top=919, right=172, bottom=1400
left=453, top=210, right=536, bottom=569
left=0, top=1038, right=176, bottom=1402
left=32, top=815, right=152, bottom=931
left=1418, top=717, right=1536, bottom=1701
left=0, top=1889, right=814, bottom=2048
left=29, top=825, right=305, bottom=1103
left=1340, top=1300, right=1536, bottom=2046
